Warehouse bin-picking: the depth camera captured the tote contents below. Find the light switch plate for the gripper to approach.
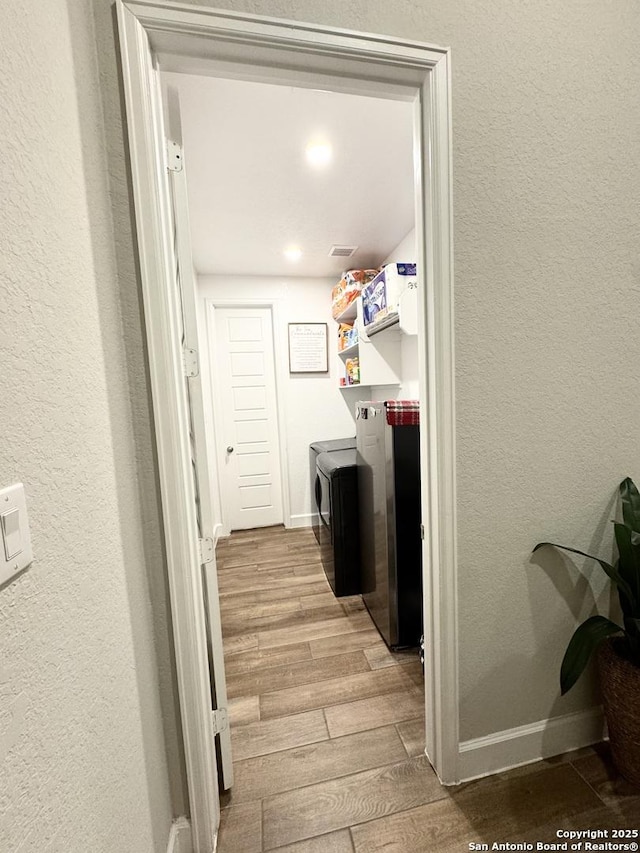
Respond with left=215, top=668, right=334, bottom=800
left=0, top=483, right=33, bottom=588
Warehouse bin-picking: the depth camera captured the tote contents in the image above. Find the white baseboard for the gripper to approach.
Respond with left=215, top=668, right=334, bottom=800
left=288, top=513, right=313, bottom=529
left=167, top=817, right=192, bottom=853
left=213, top=522, right=225, bottom=545
left=458, top=706, right=606, bottom=783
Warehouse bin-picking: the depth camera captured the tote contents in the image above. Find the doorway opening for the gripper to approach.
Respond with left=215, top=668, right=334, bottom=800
left=116, top=4, right=455, bottom=849
left=167, top=68, right=431, bottom=842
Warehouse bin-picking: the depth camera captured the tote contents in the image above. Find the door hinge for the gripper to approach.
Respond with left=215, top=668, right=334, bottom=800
left=420, top=524, right=425, bottom=541
left=166, top=140, right=183, bottom=172
left=199, top=537, right=214, bottom=564
left=183, top=347, right=199, bottom=378
left=212, top=708, right=228, bottom=736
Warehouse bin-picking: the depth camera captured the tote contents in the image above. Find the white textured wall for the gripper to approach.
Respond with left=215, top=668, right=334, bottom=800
left=0, top=1, right=174, bottom=850
left=186, top=0, right=640, bottom=744
left=198, top=276, right=357, bottom=526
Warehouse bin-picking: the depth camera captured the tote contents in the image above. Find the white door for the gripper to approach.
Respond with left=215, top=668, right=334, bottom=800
left=166, top=126, right=234, bottom=791
left=213, top=307, right=284, bottom=530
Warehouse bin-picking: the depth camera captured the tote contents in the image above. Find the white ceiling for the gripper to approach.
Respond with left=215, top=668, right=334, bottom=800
left=162, top=73, right=415, bottom=278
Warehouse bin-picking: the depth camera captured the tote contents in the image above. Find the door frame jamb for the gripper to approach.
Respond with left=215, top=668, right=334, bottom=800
left=116, top=4, right=458, bottom=849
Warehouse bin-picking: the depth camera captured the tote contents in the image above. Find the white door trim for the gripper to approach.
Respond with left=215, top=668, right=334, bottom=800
left=116, top=4, right=457, bottom=848
left=204, top=298, right=291, bottom=533
left=116, top=5, right=220, bottom=851
left=167, top=141, right=235, bottom=790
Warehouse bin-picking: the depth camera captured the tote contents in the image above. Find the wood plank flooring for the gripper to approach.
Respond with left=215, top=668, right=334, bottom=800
left=216, top=525, right=640, bottom=852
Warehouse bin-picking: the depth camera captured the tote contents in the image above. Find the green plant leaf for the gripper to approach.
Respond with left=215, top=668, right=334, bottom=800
left=560, top=615, right=622, bottom=695
left=533, top=542, right=635, bottom=608
left=620, top=477, right=640, bottom=533
left=611, top=524, right=640, bottom=611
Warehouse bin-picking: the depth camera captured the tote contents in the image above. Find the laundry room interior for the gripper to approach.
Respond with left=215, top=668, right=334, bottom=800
left=161, top=68, right=428, bottom=810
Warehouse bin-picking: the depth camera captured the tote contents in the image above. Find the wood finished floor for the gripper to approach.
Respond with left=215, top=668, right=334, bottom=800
left=216, top=526, right=640, bottom=852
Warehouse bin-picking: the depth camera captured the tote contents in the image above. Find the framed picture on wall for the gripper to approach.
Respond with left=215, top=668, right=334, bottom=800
left=288, top=323, right=329, bottom=373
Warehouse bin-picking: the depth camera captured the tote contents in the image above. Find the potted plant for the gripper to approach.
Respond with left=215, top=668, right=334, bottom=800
left=534, top=477, right=640, bottom=786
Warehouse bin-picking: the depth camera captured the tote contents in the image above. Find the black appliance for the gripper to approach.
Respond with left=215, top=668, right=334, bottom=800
left=309, top=438, right=360, bottom=597
left=356, top=402, right=422, bottom=648
left=309, top=437, right=356, bottom=546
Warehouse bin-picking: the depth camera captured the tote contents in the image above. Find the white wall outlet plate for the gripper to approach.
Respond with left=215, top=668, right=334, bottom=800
left=0, top=483, right=33, bottom=588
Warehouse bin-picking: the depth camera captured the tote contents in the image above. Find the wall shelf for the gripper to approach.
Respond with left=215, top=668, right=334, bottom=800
left=338, top=342, right=359, bottom=359
left=339, top=382, right=399, bottom=391
left=364, top=313, right=400, bottom=337
left=334, top=302, right=358, bottom=324
left=333, top=291, right=402, bottom=389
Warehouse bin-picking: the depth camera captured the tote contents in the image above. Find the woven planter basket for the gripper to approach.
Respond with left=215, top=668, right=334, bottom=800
left=597, top=638, right=640, bottom=787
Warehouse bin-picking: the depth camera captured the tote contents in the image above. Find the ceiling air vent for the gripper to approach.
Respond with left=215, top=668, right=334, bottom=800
left=329, top=245, right=358, bottom=258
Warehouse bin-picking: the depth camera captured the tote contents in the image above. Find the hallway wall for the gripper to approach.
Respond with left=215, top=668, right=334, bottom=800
left=0, top=1, right=175, bottom=850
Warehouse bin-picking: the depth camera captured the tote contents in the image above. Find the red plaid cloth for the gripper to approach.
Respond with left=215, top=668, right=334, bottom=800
left=385, top=400, right=420, bottom=426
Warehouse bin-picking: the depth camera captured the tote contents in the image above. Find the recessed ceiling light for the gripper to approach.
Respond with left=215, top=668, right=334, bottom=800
left=305, top=142, right=332, bottom=168
left=284, top=246, right=303, bottom=262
